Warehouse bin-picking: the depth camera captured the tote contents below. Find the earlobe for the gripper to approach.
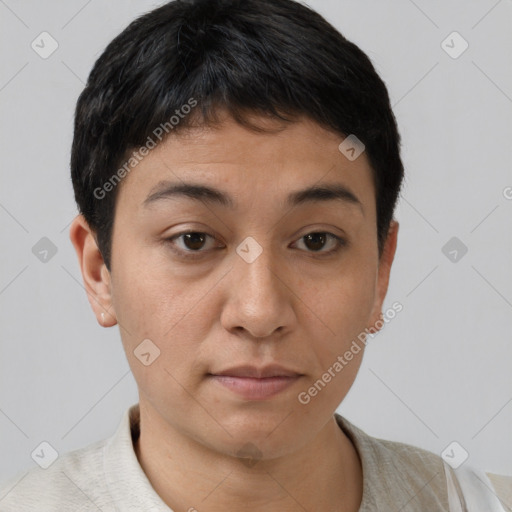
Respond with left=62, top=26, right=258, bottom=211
left=69, top=215, right=118, bottom=327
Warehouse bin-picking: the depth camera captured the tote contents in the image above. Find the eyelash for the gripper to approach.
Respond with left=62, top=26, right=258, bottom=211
left=164, top=231, right=347, bottom=260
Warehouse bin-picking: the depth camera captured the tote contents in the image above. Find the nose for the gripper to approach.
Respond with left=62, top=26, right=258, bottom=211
left=220, top=241, right=297, bottom=340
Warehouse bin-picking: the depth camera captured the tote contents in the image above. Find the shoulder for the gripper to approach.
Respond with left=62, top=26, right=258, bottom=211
left=336, top=414, right=450, bottom=511
left=335, top=414, right=512, bottom=511
left=371, top=430, right=447, bottom=475
left=369, top=432, right=512, bottom=509
left=0, top=438, right=114, bottom=512
left=481, top=472, right=512, bottom=509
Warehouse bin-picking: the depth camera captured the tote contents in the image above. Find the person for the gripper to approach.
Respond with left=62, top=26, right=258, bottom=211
left=1, top=0, right=510, bottom=510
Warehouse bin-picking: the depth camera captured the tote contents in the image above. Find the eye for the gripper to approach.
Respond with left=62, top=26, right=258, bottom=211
left=292, top=232, right=346, bottom=256
left=165, top=230, right=347, bottom=260
left=166, top=231, right=218, bottom=259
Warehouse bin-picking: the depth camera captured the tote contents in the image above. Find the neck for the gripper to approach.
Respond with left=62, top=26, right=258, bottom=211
left=133, top=405, right=363, bottom=512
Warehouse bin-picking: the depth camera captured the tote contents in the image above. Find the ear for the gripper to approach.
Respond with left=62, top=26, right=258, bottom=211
left=367, top=220, right=399, bottom=334
left=69, top=214, right=117, bottom=327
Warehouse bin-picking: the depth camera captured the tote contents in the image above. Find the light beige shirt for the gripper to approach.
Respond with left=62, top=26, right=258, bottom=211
left=0, top=403, right=510, bottom=511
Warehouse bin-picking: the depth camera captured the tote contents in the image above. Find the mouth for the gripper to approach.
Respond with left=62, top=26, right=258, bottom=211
left=207, top=365, right=304, bottom=400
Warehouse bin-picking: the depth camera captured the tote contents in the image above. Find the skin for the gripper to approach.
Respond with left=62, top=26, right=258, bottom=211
left=70, top=109, right=399, bottom=512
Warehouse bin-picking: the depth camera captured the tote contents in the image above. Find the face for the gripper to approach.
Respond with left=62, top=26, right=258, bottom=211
left=71, top=110, right=398, bottom=460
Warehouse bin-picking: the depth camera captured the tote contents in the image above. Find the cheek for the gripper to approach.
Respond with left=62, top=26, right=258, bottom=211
left=109, top=251, right=201, bottom=367
left=111, top=269, right=209, bottom=404
left=111, top=243, right=189, bottom=329
left=304, top=259, right=377, bottom=365
left=296, top=268, right=376, bottom=411
left=110, top=246, right=223, bottom=365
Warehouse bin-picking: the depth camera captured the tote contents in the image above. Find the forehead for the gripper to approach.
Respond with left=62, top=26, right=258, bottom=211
left=115, top=114, right=376, bottom=218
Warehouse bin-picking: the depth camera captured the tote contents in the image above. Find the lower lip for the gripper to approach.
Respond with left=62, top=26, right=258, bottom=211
left=209, top=375, right=301, bottom=400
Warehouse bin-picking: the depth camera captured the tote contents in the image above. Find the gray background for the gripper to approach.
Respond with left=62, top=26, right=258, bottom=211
left=1, top=0, right=511, bottom=484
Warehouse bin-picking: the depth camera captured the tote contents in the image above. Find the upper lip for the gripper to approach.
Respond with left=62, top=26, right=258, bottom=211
left=211, top=364, right=302, bottom=378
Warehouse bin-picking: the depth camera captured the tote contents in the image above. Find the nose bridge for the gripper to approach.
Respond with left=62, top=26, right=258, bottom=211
left=235, top=234, right=285, bottom=302
left=223, top=234, right=293, bottom=337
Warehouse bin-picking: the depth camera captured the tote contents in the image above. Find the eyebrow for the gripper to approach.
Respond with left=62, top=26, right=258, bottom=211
left=143, top=180, right=364, bottom=213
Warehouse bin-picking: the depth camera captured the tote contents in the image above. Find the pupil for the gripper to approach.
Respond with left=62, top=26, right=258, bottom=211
left=185, top=233, right=205, bottom=250
left=305, top=233, right=326, bottom=251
